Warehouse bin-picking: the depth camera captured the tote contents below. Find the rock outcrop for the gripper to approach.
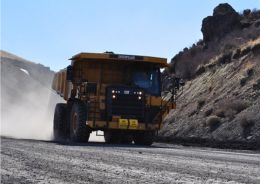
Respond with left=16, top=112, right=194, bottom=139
left=201, top=3, right=241, bottom=42
left=167, top=3, right=260, bottom=80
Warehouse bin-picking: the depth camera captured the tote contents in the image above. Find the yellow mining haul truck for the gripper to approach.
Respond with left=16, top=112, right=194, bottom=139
left=52, top=52, right=180, bottom=145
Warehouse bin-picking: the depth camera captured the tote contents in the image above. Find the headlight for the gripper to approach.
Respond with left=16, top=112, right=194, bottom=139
left=112, top=90, right=115, bottom=93
left=138, top=91, right=142, bottom=95
left=138, top=96, right=142, bottom=100
left=112, top=95, right=116, bottom=99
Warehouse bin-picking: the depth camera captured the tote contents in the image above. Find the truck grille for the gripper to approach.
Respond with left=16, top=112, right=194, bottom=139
left=106, top=86, right=145, bottom=121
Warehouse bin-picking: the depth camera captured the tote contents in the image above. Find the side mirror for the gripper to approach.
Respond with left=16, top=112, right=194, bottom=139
left=66, top=65, right=73, bottom=81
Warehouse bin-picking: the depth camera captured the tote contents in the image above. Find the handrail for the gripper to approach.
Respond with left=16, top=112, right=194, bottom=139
left=152, top=92, right=175, bottom=124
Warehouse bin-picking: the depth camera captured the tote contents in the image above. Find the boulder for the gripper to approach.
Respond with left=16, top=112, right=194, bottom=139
left=243, top=9, right=251, bottom=16
left=201, top=3, right=241, bottom=42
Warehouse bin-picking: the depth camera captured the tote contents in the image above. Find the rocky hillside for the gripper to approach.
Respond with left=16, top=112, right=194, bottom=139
left=160, top=4, right=260, bottom=149
left=163, top=3, right=260, bottom=80
left=1, top=50, right=61, bottom=140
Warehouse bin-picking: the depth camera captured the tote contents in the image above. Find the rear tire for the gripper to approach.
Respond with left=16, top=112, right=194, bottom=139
left=53, top=103, right=67, bottom=141
left=133, top=131, right=155, bottom=146
left=69, top=101, right=90, bottom=142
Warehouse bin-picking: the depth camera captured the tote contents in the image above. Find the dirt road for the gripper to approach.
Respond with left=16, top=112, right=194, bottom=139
left=1, top=137, right=260, bottom=184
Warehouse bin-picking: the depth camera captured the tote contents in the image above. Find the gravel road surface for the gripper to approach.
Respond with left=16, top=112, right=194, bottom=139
left=1, top=137, right=260, bottom=184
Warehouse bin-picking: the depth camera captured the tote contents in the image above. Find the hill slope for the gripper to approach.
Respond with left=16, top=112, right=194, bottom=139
left=159, top=4, right=260, bottom=149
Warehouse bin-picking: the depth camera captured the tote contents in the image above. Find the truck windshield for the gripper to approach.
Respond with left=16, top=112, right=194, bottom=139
left=132, top=69, right=161, bottom=96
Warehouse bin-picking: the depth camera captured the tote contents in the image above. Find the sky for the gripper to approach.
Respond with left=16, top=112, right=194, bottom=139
left=1, top=0, right=260, bottom=71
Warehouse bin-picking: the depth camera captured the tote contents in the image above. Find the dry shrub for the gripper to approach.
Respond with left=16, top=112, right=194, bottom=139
left=204, top=108, right=213, bottom=117
left=246, top=68, right=254, bottom=77
left=205, top=59, right=218, bottom=69
left=208, top=86, right=213, bottom=92
left=240, top=68, right=254, bottom=87
left=222, top=100, right=250, bottom=113
left=218, top=52, right=232, bottom=64
left=190, top=47, right=198, bottom=57
left=197, top=99, right=206, bottom=109
left=240, top=46, right=251, bottom=57
left=225, top=109, right=236, bottom=121
left=196, top=65, right=206, bottom=76
left=243, top=9, right=251, bottom=16
left=206, top=116, right=221, bottom=131
left=251, top=8, right=260, bottom=19
left=240, top=117, right=255, bottom=138
left=240, top=77, right=248, bottom=86
left=214, top=100, right=250, bottom=120
left=240, top=117, right=255, bottom=129
left=221, top=43, right=236, bottom=53
left=232, top=48, right=241, bottom=59
left=229, top=100, right=251, bottom=113
left=251, top=42, right=260, bottom=56
left=215, top=109, right=225, bottom=118
left=253, top=78, right=260, bottom=90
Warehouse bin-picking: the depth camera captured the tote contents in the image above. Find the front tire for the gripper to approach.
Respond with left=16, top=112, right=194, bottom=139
left=104, top=131, right=119, bottom=144
left=69, top=101, right=90, bottom=142
left=104, top=131, right=133, bottom=144
left=133, top=131, right=155, bottom=146
left=53, top=103, right=67, bottom=141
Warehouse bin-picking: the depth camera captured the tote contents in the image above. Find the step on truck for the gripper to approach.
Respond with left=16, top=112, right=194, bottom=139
left=52, top=52, right=182, bottom=145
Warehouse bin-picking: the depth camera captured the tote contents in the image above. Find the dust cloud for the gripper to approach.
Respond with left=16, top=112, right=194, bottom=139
left=0, top=59, right=104, bottom=141
left=0, top=83, right=104, bottom=142
left=1, top=87, right=60, bottom=140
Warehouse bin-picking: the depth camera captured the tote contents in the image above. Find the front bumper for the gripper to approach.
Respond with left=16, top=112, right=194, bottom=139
left=87, top=120, right=161, bottom=131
